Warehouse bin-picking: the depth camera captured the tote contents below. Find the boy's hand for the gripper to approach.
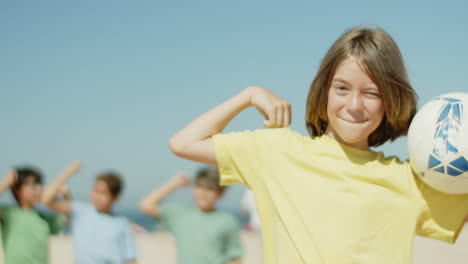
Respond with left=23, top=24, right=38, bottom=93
left=246, top=86, right=292, bottom=128
left=3, top=170, right=18, bottom=187
left=65, top=160, right=82, bottom=175
left=170, top=172, right=190, bottom=188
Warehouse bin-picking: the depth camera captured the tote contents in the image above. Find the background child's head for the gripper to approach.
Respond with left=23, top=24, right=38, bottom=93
left=193, top=167, right=226, bottom=212
left=306, top=26, right=417, bottom=147
left=11, top=167, right=43, bottom=208
left=91, top=171, right=123, bottom=212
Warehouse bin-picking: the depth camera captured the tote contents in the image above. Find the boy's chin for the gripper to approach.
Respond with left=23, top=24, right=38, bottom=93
left=197, top=204, right=215, bottom=211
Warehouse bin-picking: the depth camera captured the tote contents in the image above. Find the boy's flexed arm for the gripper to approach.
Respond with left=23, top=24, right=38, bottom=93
left=0, top=170, right=17, bottom=219
left=169, top=86, right=291, bottom=165
left=41, top=161, right=82, bottom=215
left=0, top=170, right=17, bottom=196
left=139, top=172, right=189, bottom=218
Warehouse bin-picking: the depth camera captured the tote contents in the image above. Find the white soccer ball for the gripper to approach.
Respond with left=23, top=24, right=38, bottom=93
left=407, top=93, right=468, bottom=194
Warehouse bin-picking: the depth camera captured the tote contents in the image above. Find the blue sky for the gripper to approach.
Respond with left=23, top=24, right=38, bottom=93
left=1, top=0, right=467, bottom=211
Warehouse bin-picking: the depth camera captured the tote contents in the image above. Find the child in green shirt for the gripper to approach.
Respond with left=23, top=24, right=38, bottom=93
left=140, top=167, right=243, bottom=264
left=0, top=167, right=67, bottom=264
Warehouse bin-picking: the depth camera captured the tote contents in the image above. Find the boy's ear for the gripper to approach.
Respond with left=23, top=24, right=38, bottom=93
left=112, top=195, right=121, bottom=202
left=216, top=190, right=226, bottom=199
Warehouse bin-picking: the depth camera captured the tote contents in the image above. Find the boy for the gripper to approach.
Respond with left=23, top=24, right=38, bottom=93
left=140, top=167, right=243, bottom=264
left=42, top=161, right=138, bottom=264
left=0, top=167, right=66, bottom=264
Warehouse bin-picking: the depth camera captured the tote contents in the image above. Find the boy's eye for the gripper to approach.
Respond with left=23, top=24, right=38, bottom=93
left=334, top=86, right=348, bottom=93
left=365, top=92, right=381, bottom=98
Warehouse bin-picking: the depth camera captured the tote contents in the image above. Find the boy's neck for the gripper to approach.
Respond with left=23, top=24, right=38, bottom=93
left=198, top=206, right=216, bottom=213
left=19, top=201, right=35, bottom=210
left=97, top=208, right=113, bottom=215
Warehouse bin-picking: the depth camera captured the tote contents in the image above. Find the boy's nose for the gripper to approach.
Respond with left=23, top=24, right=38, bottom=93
left=346, top=93, right=363, bottom=112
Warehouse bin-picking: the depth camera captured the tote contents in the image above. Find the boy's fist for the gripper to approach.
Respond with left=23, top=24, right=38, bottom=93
left=3, top=170, right=18, bottom=187
left=171, top=172, right=190, bottom=188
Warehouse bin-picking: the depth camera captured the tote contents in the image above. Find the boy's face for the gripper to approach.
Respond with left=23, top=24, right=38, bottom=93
left=90, top=180, right=117, bottom=212
left=17, top=176, right=42, bottom=207
left=193, top=181, right=223, bottom=212
left=326, top=56, right=385, bottom=150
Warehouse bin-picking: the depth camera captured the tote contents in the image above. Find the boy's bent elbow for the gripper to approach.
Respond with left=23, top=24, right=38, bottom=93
left=139, top=203, right=160, bottom=218
left=138, top=200, right=149, bottom=213
left=168, top=135, right=187, bottom=157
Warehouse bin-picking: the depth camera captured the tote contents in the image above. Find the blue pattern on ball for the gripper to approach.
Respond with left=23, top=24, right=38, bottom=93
left=428, top=97, right=468, bottom=176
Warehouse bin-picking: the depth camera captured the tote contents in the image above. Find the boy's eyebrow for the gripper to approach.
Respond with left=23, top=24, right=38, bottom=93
left=363, top=87, right=380, bottom=92
left=333, top=77, right=378, bottom=90
left=332, top=78, right=350, bottom=85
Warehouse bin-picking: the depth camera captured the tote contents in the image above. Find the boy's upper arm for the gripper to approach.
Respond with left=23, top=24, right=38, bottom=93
left=159, top=203, right=181, bottom=222
left=0, top=207, right=9, bottom=220
left=141, top=205, right=161, bottom=219
left=43, top=213, right=67, bottom=235
left=415, top=174, right=468, bottom=243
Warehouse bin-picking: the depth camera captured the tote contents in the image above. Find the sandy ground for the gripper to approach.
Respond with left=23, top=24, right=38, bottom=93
left=1, top=228, right=468, bottom=263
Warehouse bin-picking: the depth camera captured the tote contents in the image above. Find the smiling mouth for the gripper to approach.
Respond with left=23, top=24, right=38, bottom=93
left=341, top=118, right=367, bottom=124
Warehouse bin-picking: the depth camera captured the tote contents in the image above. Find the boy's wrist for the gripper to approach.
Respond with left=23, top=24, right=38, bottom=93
left=239, top=87, right=258, bottom=108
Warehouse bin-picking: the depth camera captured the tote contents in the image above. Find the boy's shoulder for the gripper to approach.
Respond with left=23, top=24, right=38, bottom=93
left=250, top=127, right=308, bottom=146
left=160, top=202, right=191, bottom=217
left=72, top=200, right=94, bottom=212
left=0, top=205, right=19, bottom=216
left=211, top=210, right=239, bottom=225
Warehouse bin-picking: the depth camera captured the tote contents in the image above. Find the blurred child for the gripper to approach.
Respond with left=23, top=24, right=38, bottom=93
left=241, top=189, right=261, bottom=233
left=140, top=167, right=243, bottom=264
left=0, top=167, right=66, bottom=264
left=42, top=161, right=138, bottom=264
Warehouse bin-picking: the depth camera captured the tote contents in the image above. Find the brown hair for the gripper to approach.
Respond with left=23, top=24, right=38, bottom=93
left=195, top=167, right=227, bottom=194
left=96, top=171, right=123, bottom=198
left=305, top=26, right=417, bottom=147
left=11, top=167, right=43, bottom=203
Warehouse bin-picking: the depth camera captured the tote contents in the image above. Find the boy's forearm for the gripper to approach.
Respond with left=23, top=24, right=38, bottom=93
left=169, top=87, right=253, bottom=163
left=42, top=166, right=78, bottom=205
left=140, top=181, right=180, bottom=209
left=0, top=180, right=11, bottom=195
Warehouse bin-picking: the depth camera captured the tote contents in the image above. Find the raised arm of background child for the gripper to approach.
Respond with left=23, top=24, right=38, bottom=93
left=0, top=170, right=18, bottom=219
left=169, top=86, right=291, bottom=165
left=139, top=172, right=190, bottom=218
left=41, top=160, right=82, bottom=216
left=0, top=170, right=17, bottom=196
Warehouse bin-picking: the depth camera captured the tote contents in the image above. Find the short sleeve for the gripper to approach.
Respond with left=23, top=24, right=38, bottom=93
left=44, top=214, right=66, bottom=235
left=224, top=217, right=244, bottom=261
left=120, top=219, right=139, bottom=261
left=159, top=203, right=186, bottom=229
left=415, top=174, right=468, bottom=243
left=213, top=128, right=289, bottom=190
left=0, top=207, right=11, bottom=218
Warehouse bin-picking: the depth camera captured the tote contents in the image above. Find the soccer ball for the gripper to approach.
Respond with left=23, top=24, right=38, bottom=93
left=407, top=93, right=468, bottom=194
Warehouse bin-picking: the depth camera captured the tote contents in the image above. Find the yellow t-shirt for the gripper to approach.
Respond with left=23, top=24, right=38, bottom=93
left=213, top=128, right=468, bottom=264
